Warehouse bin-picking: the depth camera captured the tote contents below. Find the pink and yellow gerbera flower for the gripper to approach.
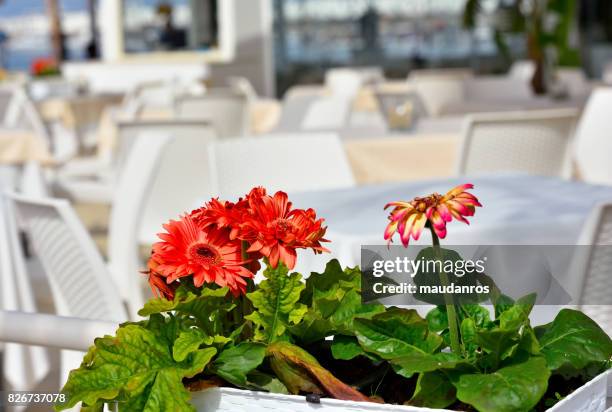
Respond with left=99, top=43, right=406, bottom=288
left=384, top=183, right=482, bottom=246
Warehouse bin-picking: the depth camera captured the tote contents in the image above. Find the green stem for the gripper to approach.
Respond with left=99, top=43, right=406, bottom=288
left=430, top=227, right=462, bottom=355
left=241, top=240, right=254, bottom=318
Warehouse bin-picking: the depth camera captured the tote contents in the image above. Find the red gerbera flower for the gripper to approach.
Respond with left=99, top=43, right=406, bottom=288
left=150, top=215, right=254, bottom=295
left=242, top=191, right=329, bottom=269
left=191, top=187, right=267, bottom=239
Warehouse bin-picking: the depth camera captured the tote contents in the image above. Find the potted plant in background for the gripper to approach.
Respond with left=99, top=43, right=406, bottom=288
left=55, top=185, right=611, bottom=412
left=463, top=0, right=581, bottom=95
left=30, top=57, right=60, bottom=78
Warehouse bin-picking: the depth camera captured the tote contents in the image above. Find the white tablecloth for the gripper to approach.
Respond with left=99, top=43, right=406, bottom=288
left=288, top=175, right=612, bottom=326
left=290, top=174, right=612, bottom=272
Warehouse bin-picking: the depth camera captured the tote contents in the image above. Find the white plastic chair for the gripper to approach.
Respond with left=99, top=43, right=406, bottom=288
left=0, top=84, right=17, bottom=123
left=54, top=120, right=214, bottom=204
left=568, top=203, right=612, bottom=334
left=456, top=109, right=578, bottom=178
left=300, top=96, right=353, bottom=131
left=176, top=90, right=249, bottom=138
left=228, top=76, right=258, bottom=101
left=3, top=85, right=79, bottom=163
left=574, top=88, right=612, bottom=185
left=324, top=68, right=365, bottom=98
left=208, top=133, right=356, bottom=199
left=409, top=70, right=470, bottom=116
left=0, top=195, right=50, bottom=392
left=4, top=192, right=128, bottom=386
left=108, top=130, right=217, bottom=319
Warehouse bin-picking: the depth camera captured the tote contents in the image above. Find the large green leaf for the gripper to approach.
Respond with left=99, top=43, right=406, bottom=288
left=331, top=335, right=368, bottom=361
left=212, top=342, right=266, bottom=387
left=139, top=287, right=235, bottom=337
left=536, top=309, right=612, bottom=375
left=330, top=335, right=381, bottom=363
left=56, top=324, right=216, bottom=411
left=292, top=260, right=384, bottom=343
left=455, top=357, right=550, bottom=412
left=409, top=371, right=456, bottom=409
left=353, top=308, right=443, bottom=360
left=246, top=263, right=307, bottom=343
left=390, top=352, right=469, bottom=379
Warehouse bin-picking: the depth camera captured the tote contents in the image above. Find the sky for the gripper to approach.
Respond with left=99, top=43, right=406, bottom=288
left=0, top=0, right=85, bottom=17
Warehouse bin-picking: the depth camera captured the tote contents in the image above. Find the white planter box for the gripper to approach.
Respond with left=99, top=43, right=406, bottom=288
left=191, top=370, right=610, bottom=412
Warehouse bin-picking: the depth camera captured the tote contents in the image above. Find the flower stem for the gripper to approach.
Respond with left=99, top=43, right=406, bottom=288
left=240, top=240, right=254, bottom=318
left=430, top=227, right=462, bottom=355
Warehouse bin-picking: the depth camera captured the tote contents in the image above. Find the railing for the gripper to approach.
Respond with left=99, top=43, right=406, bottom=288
left=0, top=310, right=118, bottom=351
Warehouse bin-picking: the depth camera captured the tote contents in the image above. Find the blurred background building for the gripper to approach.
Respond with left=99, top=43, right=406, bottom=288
left=1, top=0, right=612, bottom=96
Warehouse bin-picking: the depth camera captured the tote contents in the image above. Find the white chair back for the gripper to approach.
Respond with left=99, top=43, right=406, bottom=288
left=108, top=130, right=217, bottom=318
left=456, top=109, right=578, bottom=177
left=570, top=203, right=612, bottom=333
left=5, top=192, right=127, bottom=322
left=0, top=84, right=16, bottom=123
left=176, top=91, right=249, bottom=138
left=114, top=119, right=215, bottom=177
left=300, top=96, right=353, bottom=131
left=5, top=193, right=127, bottom=388
left=0, top=195, right=50, bottom=391
left=325, top=68, right=364, bottom=98
left=409, top=70, right=468, bottom=116
left=208, top=133, right=355, bottom=199
left=4, top=87, right=49, bottom=140
left=574, top=88, right=612, bottom=185
left=228, top=76, right=258, bottom=101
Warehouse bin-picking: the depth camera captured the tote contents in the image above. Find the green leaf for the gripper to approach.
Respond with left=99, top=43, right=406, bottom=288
left=460, top=304, right=494, bottom=330
left=409, top=371, right=456, bottom=409
left=212, top=342, right=266, bottom=388
left=139, top=287, right=235, bottom=337
left=292, top=260, right=384, bottom=343
left=536, top=309, right=612, bottom=375
left=353, top=307, right=443, bottom=360
left=493, top=294, right=515, bottom=319
left=455, top=357, right=551, bottom=412
left=56, top=324, right=216, bottom=411
left=245, top=263, right=307, bottom=343
left=390, top=352, right=469, bottom=379
left=426, top=306, right=448, bottom=332
left=475, top=328, right=521, bottom=370
left=247, top=370, right=289, bottom=394
left=461, top=318, right=478, bottom=353
left=331, top=335, right=371, bottom=361
left=173, top=328, right=208, bottom=362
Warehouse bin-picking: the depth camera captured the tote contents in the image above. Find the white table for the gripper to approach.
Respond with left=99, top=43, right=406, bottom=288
left=288, top=175, right=612, bottom=324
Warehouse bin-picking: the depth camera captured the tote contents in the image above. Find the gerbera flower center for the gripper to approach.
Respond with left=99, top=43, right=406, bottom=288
left=272, top=218, right=294, bottom=235
left=188, top=243, right=221, bottom=266
left=413, top=193, right=443, bottom=212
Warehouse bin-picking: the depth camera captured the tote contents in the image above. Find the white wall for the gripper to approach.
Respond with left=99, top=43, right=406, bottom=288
left=208, top=0, right=275, bottom=97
